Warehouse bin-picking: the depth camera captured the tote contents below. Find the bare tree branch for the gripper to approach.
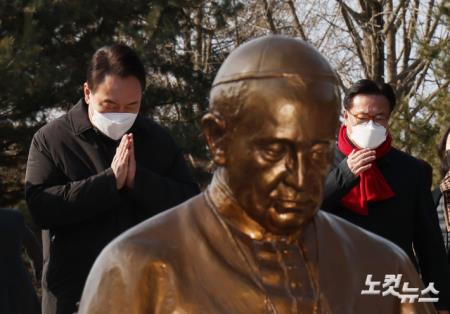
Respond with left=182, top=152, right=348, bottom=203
left=383, top=0, right=409, bottom=35
left=397, top=58, right=422, bottom=81
left=316, top=17, right=336, bottom=49
left=232, top=0, right=241, bottom=45
left=424, top=7, right=443, bottom=43
left=263, top=0, right=278, bottom=34
left=386, top=0, right=397, bottom=84
left=404, top=0, right=420, bottom=69
left=194, top=6, right=204, bottom=71
left=397, top=59, right=428, bottom=99
left=337, top=0, right=370, bottom=78
left=287, top=0, right=308, bottom=41
left=406, top=61, right=433, bottom=117
left=424, top=0, right=436, bottom=37
left=402, top=1, right=411, bottom=71
left=346, top=2, right=368, bottom=23
left=334, top=70, right=348, bottom=94
left=203, top=32, right=212, bottom=73
left=369, top=1, right=384, bottom=81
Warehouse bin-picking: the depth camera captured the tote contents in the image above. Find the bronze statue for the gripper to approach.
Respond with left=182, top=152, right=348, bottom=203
left=78, top=36, right=434, bottom=314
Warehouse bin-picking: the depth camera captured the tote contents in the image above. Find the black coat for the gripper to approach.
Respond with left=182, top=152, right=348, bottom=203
left=25, top=100, right=199, bottom=313
left=432, top=187, right=450, bottom=260
left=322, top=146, right=450, bottom=310
left=0, top=209, right=40, bottom=314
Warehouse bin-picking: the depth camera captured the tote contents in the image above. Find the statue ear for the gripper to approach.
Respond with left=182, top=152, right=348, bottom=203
left=202, top=113, right=227, bottom=166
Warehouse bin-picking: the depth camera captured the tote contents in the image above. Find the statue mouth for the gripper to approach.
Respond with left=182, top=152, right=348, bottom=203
left=273, top=199, right=315, bottom=213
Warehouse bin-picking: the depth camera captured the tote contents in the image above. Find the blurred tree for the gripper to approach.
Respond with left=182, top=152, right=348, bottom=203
left=1, top=0, right=448, bottom=208
left=0, top=0, right=243, bottom=206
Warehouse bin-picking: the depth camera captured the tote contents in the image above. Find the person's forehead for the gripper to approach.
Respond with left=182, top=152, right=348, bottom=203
left=351, top=94, right=390, bottom=112
left=95, top=75, right=142, bottom=99
left=97, top=75, right=141, bottom=90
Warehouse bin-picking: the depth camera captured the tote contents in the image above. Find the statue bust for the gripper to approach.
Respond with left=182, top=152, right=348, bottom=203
left=78, top=36, right=434, bottom=314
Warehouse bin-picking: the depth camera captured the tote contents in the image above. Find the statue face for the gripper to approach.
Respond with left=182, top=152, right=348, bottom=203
left=224, top=79, right=338, bottom=235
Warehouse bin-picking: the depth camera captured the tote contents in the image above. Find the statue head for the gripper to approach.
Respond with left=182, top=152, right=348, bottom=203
left=202, top=35, right=340, bottom=236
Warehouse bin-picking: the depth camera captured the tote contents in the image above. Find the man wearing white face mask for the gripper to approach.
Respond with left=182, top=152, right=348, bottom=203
left=322, top=79, right=450, bottom=313
left=25, top=44, right=199, bottom=314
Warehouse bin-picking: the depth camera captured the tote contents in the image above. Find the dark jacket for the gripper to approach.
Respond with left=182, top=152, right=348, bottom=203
left=322, top=146, right=450, bottom=310
left=0, top=208, right=40, bottom=314
left=433, top=187, right=442, bottom=208
left=25, top=100, right=199, bottom=314
left=433, top=186, right=450, bottom=261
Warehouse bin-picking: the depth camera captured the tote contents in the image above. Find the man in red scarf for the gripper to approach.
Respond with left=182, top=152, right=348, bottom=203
left=322, top=79, right=450, bottom=313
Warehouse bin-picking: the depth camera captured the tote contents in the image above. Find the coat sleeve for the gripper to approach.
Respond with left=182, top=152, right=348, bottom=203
left=412, top=167, right=450, bottom=311
left=22, top=224, right=43, bottom=281
left=321, top=156, right=359, bottom=212
left=126, top=149, right=200, bottom=217
left=25, top=131, right=122, bottom=229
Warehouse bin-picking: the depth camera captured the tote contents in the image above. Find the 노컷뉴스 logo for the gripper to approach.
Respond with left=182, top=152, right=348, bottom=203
left=361, top=274, right=439, bottom=303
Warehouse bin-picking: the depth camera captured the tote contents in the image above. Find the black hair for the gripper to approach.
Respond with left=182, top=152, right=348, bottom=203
left=343, top=79, right=396, bottom=112
left=86, top=43, right=146, bottom=92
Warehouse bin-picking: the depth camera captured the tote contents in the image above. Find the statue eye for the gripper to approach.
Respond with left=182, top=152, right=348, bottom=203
left=310, top=145, right=331, bottom=163
left=261, top=143, right=287, bottom=161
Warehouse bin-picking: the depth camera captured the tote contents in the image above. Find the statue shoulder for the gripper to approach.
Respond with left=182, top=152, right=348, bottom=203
left=78, top=204, right=195, bottom=314
left=104, top=194, right=206, bottom=263
left=115, top=209, right=185, bottom=256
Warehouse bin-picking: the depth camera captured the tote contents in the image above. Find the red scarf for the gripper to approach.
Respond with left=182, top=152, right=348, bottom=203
left=337, top=125, right=395, bottom=215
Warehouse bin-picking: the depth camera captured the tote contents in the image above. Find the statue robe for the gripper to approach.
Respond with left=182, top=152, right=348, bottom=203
left=78, top=172, right=435, bottom=314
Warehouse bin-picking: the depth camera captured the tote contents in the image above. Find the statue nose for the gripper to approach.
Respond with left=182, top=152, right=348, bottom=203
left=285, top=152, right=306, bottom=189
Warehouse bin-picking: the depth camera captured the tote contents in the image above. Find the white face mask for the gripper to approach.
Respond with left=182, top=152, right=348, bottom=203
left=91, top=110, right=137, bottom=140
left=348, top=120, right=387, bottom=149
